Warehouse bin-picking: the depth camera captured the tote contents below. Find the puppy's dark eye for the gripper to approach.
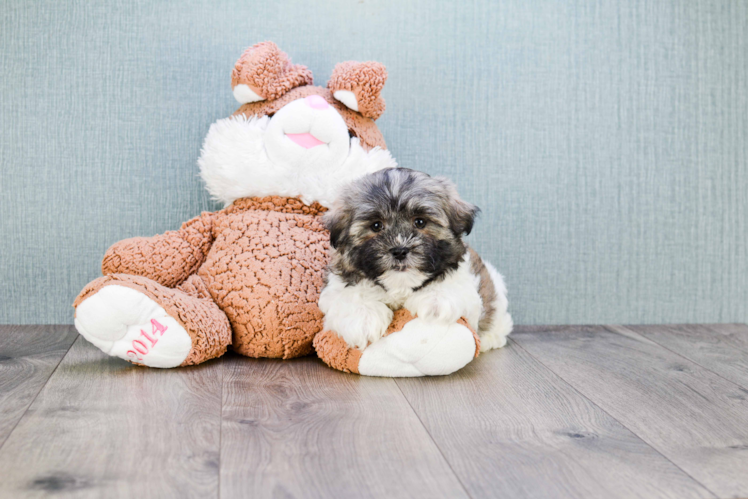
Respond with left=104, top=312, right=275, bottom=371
left=413, top=218, right=427, bottom=229
left=370, top=221, right=384, bottom=232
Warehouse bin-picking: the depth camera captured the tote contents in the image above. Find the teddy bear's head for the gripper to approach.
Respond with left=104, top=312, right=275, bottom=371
left=198, top=41, right=397, bottom=208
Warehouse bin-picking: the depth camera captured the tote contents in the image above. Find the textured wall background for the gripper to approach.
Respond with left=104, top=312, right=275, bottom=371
left=1, top=0, right=746, bottom=325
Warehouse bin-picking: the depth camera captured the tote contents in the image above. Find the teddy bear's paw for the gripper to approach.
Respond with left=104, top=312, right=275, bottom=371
left=358, top=317, right=478, bottom=377
left=74, top=285, right=192, bottom=368
left=328, top=61, right=387, bottom=119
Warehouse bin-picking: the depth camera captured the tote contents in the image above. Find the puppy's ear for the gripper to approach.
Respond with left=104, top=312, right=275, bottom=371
left=437, top=177, right=480, bottom=236
left=323, top=205, right=351, bottom=249
left=448, top=198, right=480, bottom=236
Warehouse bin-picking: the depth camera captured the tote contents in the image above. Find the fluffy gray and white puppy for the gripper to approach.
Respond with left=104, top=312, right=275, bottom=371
left=319, top=167, right=512, bottom=351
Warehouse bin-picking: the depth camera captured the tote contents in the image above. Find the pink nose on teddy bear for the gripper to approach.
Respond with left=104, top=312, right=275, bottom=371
left=305, top=95, right=329, bottom=109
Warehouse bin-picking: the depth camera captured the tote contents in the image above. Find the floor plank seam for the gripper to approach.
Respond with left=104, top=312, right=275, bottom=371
left=218, top=358, right=224, bottom=499
left=608, top=325, right=748, bottom=393
left=703, top=324, right=748, bottom=357
left=508, top=337, right=720, bottom=498
left=0, top=331, right=79, bottom=454
left=392, top=378, right=473, bottom=499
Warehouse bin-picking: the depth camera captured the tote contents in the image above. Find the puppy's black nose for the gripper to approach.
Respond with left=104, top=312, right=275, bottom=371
left=390, top=247, right=409, bottom=261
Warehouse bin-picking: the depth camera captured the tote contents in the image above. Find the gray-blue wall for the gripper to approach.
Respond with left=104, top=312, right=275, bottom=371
left=1, top=0, right=746, bottom=325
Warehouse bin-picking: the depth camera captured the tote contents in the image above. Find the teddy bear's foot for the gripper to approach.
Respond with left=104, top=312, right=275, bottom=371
left=74, top=274, right=231, bottom=368
left=75, top=284, right=191, bottom=368
left=315, top=309, right=480, bottom=377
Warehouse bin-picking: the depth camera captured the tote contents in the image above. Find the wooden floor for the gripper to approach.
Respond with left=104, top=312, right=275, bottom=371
left=1, top=324, right=747, bottom=498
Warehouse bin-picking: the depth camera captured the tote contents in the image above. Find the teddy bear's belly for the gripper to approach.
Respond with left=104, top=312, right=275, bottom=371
left=197, top=210, right=330, bottom=359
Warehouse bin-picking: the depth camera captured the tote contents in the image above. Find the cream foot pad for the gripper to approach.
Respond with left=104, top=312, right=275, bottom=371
left=74, top=285, right=192, bottom=368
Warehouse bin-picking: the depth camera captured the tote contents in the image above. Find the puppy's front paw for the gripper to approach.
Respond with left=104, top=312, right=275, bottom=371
left=324, top=301, right=393, bottom=351
left=408, top=293, right=464, bottom=325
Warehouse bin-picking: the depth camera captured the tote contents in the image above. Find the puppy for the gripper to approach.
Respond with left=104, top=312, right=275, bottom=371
left=319, top=167, right=512, bottom=351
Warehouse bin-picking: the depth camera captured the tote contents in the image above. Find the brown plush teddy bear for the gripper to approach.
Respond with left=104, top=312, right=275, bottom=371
left=74, top=42, right=483, bottom=375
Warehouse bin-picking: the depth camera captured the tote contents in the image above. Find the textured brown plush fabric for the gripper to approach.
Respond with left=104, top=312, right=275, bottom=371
left=74, top=273, right=232, bottom=366
left=233, top=86, right=387, bottom=152
left=313, top=329, right=363, bottom=374
left=225, top=196, right=327, bottom=217
left=384, top=308, right=416, bottom=335
left=328, top=61, right=387, bottom=120
left=314, top=309, right=481, bottom=375
left=199, top=199, right=330, bottom=359
left=231, top=41, right=313, bottom=100
left=79, top=196, right=331, bottom=363
left=102, top=213, right=215, bottom=288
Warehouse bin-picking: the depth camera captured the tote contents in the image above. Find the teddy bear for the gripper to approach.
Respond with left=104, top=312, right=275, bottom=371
left=73, top=41, right=482, bottom=376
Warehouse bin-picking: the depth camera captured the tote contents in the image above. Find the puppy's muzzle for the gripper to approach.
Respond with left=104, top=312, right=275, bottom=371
left=390, top=247, right=410, bottom=261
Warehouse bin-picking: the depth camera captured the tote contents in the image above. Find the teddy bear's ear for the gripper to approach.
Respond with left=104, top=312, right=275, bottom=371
left=327, top=61, right=387, bottom=120
left=231, top=41, right=313, bottom=104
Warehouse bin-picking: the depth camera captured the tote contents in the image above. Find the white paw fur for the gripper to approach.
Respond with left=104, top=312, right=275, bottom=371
left=410, top=293, right=468, bottom=324
left=318, top=274, right=393, bottom=350
left=404, top=255, right=483, bottom=329
left=74, top=285, right=192, bottom=368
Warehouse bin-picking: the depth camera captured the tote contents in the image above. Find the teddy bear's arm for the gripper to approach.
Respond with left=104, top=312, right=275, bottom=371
left=101, top=212, right=215, bottom=288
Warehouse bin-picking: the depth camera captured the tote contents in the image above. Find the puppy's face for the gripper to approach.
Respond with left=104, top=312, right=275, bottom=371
left=324, top=168, right=479, bottom=288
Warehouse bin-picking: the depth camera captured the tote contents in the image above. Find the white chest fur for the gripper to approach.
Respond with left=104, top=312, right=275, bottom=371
left=378, top=269, right=428, bottom=308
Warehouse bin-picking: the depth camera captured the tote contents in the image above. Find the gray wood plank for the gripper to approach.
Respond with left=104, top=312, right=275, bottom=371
left=631, top=324, right=748, bottom=390
left=220, top=353, right=468, bottom=499
left=395, top=339, right=713, bottom=498
left=0, top=336, right=222, bottom=498
left=0, top=325, right=78, bottom=449
left=513, top=325, right=748, bottom=499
